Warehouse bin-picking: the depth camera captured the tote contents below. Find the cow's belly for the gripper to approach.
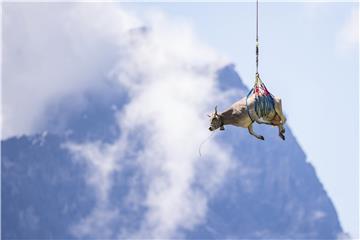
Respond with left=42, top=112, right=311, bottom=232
left=231, top=112, right=252, bottom=128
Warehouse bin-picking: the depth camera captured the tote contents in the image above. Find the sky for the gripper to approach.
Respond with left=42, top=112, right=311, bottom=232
left=123, top=2, right=359, bottom=238
left=1, top=2, right=358, bottom=238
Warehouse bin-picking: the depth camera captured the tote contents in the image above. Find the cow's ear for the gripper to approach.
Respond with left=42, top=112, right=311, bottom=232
left=215, top=106, right=218, bottom=115
left=207, top=114, right=211, bottom=117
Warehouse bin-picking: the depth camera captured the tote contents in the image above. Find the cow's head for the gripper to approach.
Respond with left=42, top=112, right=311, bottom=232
left=208, top=106, right=224, bottom=131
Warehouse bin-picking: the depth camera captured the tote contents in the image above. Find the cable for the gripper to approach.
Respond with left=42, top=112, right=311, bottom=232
left=256, top=0, right=259, bottom=74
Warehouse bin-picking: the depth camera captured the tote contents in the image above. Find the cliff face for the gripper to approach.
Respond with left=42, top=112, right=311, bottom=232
left=1, top=65, right=343, bottom=239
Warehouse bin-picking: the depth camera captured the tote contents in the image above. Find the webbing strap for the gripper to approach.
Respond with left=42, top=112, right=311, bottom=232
left=246, top=88, right=255, bottom=123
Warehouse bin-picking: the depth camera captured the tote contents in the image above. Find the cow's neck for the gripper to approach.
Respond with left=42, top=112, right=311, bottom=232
left=220, top=109, right=235, bottom=125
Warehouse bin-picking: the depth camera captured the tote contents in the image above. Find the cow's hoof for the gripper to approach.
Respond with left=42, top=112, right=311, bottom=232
left=279, top=134, right=285, bottom=141
left=259, top=136, right=265, bottom=141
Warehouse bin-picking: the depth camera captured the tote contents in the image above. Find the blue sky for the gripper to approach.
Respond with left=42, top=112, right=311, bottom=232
left=2, top=2, right=358, bottom=238
left=124, top=2, right=359, bottom=237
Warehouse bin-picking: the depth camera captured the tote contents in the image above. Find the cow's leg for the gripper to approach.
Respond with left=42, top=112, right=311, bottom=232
left=270, top=114, right=285, bottom=140
left=274, top=97, right=286, bottom=124
left=279, top=124, right=285, bottom=134
left=271, top=114, right=282, bottom=126
left=278, top=124, right=285, bottom=140
left=248, top=123, right=264, bottom=140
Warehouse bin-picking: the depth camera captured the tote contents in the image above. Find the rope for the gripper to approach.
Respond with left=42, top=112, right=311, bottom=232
left=198, top=131, right=216, bottom=157
left=256, top=0, right=259, bottom=74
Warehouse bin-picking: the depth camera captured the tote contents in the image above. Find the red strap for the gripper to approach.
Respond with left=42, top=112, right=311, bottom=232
left=254, top=83, right=271, bottom=96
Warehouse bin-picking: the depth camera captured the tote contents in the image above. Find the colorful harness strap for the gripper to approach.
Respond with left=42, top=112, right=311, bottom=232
left=246, top=88, right=255, bottom=123
left=254, top=74, right=275, bottom=119
left=246, top=73, right=275, bottom=123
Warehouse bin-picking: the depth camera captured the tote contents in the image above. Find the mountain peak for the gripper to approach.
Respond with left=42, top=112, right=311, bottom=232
left=1, top=65, right=343, bottom=239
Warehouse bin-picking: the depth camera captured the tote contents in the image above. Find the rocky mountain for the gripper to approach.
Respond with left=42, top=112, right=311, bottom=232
left=1, top=65, right=343, bottom=239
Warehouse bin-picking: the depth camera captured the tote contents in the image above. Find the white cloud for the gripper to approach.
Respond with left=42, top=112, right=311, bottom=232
left=70, top=206, right=120, bottom=239
left=2, top=3, right=141, bottom=139
left=109, top=11, right=234, bottom=238
left=66, top=141, right=122, bottom=203
left=4, top=3, right=236, bottom=238
left=65, top=139, right=126, bottom=238
left=336, top=8, right=359, bottom=54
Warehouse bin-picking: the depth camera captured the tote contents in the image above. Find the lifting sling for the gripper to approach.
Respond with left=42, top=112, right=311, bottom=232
left=246, top=0, right=276, bottom=123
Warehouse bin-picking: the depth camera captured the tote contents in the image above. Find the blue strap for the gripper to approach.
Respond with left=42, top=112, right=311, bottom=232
left=246, top=87, right=276, bottom=125
left=254, top=94, right=275, bottom=118
left=246, top=88, right=255, bottom=123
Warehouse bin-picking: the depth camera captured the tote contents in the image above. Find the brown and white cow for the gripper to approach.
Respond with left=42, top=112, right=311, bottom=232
left=208, top=95, right=286, bottom=140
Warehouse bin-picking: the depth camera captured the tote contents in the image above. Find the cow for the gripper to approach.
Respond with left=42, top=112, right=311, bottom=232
left=208, top=94, right=286, bottom=140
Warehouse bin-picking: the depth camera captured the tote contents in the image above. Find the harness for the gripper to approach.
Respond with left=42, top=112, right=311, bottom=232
left=246, top=73, right=276, bottom=125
